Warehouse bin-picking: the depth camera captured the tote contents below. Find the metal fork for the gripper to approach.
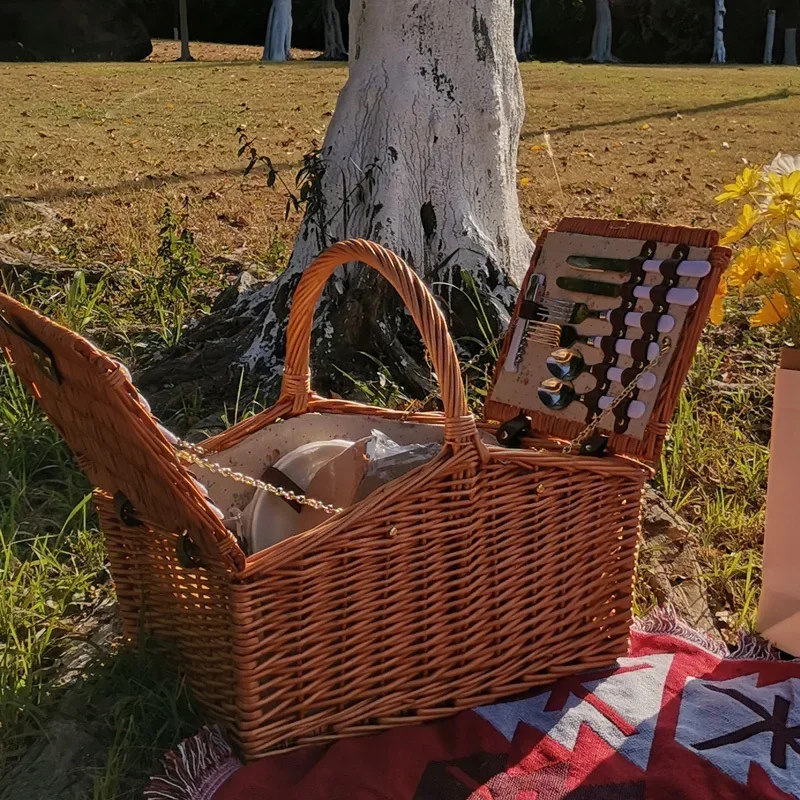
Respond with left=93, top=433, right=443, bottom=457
left=533, top=299, right=675, bottom=333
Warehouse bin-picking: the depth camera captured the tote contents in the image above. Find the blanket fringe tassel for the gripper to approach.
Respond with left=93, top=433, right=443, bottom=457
left=144, top=725, right=241, bottom=800
left=633, top=604, right=789, bottom=661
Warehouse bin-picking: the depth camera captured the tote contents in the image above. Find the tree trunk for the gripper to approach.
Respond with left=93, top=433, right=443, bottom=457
left=178, top=0, right=193, bottom=62
left=515, top=0, right=534, bottom=60
left=143, top=0, right=532, bottom=401
left=764, top=9, right=776, bottom=64
left=263, top=0, right=293, bottom=62
left=590, top=0, right=613, bottom=63
left=711, top=0, right=726, bottom=64
left=785, top=27, right=798, bottom=65
left=322, top=0, right=347, bottom=60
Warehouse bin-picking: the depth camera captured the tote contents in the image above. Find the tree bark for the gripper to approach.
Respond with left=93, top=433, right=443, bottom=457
left=764, top=9, right=777, bottom=64
left=590, top=0, right=613, bottom=63
left=711, top=0, right=726, bottom=64
left=322, top=0, right=347, bottom=60
left=141, top=0, right=534, bottom=401
left=785, top=27, right=798, bottom=65
left=515, top=0, right=534, bottom=61
left=263, top=0, right=293, bottom=62
left=178, top=0, right=193, bottom=62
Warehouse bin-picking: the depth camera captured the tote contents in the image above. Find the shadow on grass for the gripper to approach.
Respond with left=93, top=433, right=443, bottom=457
left=0, top=639, right=201, bottom=800
left=524, top=88, right=795, bottom=138
left=12, top=162, right=290, bottom=205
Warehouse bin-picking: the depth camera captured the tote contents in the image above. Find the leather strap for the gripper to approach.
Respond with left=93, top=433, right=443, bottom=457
left=519, top=299, right=541, bottom=321
left=261, top=467, right=305, bottom=513
left=638, top=311, right=664, bottom=336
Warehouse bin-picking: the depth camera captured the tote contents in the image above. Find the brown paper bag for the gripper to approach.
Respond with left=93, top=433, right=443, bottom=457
left=757, top=348, right=800, bottom=655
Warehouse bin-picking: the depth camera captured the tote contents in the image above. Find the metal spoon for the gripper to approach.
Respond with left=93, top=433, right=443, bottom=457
left=546, top=348, right=658, bottom=390
left=537, top=377, right=647, bottom=419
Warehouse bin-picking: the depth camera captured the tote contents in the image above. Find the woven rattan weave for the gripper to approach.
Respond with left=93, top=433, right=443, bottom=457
left=0, top=223, right=726, bottom=759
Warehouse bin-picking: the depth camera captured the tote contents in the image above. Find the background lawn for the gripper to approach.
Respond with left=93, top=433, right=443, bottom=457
left=1, top=44, right=798, bottom=797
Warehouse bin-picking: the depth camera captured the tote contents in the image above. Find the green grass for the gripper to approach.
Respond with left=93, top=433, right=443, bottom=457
left=0, top=345, right=202, bottom=799
left=1, top=56, right=794, bottom=795
left=654, top=318, right=774, bottom=632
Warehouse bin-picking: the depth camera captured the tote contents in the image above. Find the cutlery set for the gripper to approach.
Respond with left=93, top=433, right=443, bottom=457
left=502, top=239, right=714, bottom=434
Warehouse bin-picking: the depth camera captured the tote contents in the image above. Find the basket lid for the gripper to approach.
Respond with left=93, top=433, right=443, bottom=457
left=484, top=217, right=731, bottom=465
left=0, top=291, right=245, bottom=572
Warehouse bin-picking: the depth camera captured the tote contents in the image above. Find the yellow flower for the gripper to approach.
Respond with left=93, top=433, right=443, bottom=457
left=775, top=230, right=800, bottom=270
left=715, top=167, right=762, bottom=204
left=719, top=203, right=760, bottom=246
left=727, top=245, right=783, bottom=289
left=766, top=171, right=800, bottom=197
left=764, top=171, right=800, bottom=224
left=780, top=269, right=800, bottom=299
left=709, top=277, right=727, bottom=325
left=750, top=292, right=791, bottom=327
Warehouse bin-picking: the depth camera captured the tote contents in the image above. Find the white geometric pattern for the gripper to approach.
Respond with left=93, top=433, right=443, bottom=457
left=476, top=654, right=674, bottom=770
left=676, top=673, right=800, bottom=799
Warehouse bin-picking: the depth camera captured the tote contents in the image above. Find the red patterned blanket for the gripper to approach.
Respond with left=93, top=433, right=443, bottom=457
left=147, top=611, right=800, bottom=800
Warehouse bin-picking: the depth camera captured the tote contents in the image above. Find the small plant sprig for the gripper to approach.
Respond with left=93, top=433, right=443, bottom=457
left=713, top=154, right=800, bottom=347
left=236, top=126, right=325, bottom=221
left=235, top=126, right=381, bottom=246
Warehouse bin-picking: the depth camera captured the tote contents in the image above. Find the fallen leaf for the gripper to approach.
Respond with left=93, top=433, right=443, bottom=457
left=519, top=177, right=532, bottom=186
left=640, top=123, right=651, bottom=131
left=530, top=144, right=545, bottom=152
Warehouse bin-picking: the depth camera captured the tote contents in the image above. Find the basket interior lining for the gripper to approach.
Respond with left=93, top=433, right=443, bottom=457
left=195, top=413, right=472, bottom=515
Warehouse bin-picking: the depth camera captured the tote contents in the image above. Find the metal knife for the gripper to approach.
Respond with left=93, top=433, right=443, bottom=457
left=567, top=255, right=711, bottom=279
left=556, top=276, right=699, bottom=307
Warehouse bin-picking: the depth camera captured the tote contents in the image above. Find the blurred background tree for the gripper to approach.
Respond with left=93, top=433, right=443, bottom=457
left=122, top=0, right=797, bottom=65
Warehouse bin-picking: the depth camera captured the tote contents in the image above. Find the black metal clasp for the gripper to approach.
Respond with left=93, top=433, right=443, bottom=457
left=176, top=532, right=203, bottom=569
left=496, top=412, right=532, bottom=448
left=114, top=491, right=142, bottom=527
left=577, top=434, right=609, bottom=457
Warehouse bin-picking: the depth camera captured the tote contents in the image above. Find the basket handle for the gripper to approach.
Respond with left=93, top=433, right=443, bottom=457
left=280, top=239, right=480, bottom=449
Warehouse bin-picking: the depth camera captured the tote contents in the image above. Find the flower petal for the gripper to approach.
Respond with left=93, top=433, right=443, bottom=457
left=750, top=292, right=790, bottom=327
left=710, top=294, right=725, bottom=325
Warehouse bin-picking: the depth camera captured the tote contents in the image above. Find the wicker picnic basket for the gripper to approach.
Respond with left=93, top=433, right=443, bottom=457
left=0, top=221, right=727, bottom=760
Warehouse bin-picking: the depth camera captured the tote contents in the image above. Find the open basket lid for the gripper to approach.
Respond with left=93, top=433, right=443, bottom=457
left=0, top=292, right=245, bottom=572
left=484, top=217, right=731, bottom=465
